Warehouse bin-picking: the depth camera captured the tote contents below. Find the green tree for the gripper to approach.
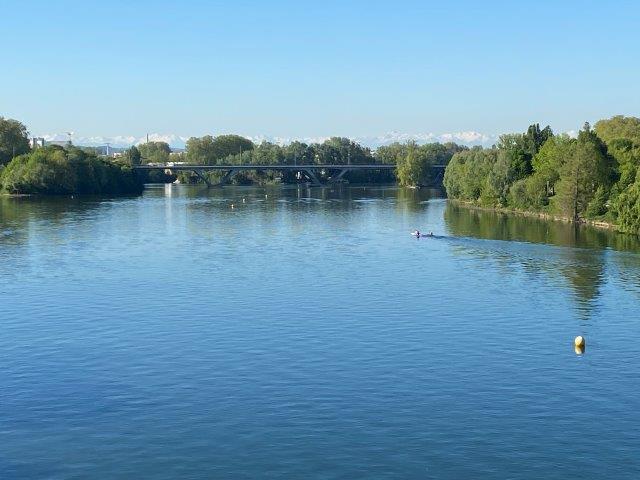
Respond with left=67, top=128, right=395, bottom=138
left=612, top=171, right=640, bottom=235
left=531, top=134, right=574, bottom=196
left=375, top=142, right=409, bottom=164
left=594, top=115, right=640, bottom=145
left=556, top=123, right=614, bottom=220
left=606, top=138, right=640, bottom=191
left=496, top=133, right=530, bottom=179
left=186, top=135, right=254, bottom=165
left=496, top=124, right=553, bottom=181
left=0, top=117, right=30, bottom=166
left=523, top=123, right=553, bottom=157
left=1, top=146, right=142, bottom=195
left=396, top=144, right=424, bottom=186
left=443, top=148, right=497, bottom=201
left=138, top=142, right=171, bottom=164
left=282, top=141, right=312, bottom=165
left=393, top=141, right=466, bottom=187
left=121, top=146, right=142, bottom=166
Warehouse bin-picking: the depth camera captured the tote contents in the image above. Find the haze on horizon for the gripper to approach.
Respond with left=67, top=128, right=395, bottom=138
left=2, top=0, right=639, bottom=144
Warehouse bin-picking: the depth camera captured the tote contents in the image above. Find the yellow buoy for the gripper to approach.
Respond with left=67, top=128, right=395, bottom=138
left=575, top=345, right=585, bottom=355
left=574, top=336, right=585, bottom=348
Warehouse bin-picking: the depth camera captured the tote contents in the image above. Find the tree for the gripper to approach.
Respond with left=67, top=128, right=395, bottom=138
left=0, top=117, right=30, bottom=166
left=375, top=142, right=409, bottom=164
left=1, top=146, right=142, bottom=195
left=396, top=144, right=424, bottom=186
left=594, top=115, right=640, bottom=145
left=523, top=123, right=553, bottom=157
left=606, top=138, right=640, bottom=192
left=556, top=123, right=614, bottom=220
left=531, top=134, right=574, bottom=196
left=186, top=135, right=254, bottom=165
left=138, top=141, right=171, bottom=164
left=496, top=133, right=530, bottom=179
left=443, top=148, right=497, bottom=201
left=485, top=149, right=517, bottom=206
left=496, top=124, right=553, bottom=181
left=612, top=171, right=640, bottom=234
left=390, top=141, right=466, bottom=187
left=282, top=141, right=311, bottom=165
left=121, top=146, right=142, bottom=166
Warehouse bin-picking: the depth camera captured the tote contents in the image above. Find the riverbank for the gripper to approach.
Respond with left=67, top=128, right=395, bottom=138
left=1, top=192, right=32, bottom=198
left=449, top=199, right=620, bottom=232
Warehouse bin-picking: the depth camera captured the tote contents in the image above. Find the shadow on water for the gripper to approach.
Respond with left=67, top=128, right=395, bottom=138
left=0, top=195, right=128, bottom=247
left=443, top=203, right=640, bottom=251
left=441, top=203, right=640, bottom=318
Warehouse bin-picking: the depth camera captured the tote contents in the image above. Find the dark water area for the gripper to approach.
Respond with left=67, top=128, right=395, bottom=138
left=1, top=185, right=639, bottom=479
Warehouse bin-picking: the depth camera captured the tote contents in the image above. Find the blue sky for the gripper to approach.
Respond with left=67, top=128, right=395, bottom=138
left=2, top=0, right=639, bottom=146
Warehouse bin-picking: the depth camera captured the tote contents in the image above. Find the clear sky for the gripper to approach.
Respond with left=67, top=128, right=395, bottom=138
left=2, top=0, right=639, bottom=144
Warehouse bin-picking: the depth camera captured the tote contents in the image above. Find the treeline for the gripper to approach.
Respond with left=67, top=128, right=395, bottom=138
left=0, top=117, right=144, bottom=195
left=1, top=145, right=142, bottom=195
left=443, top=116, right=640, bottom=235
left=121, top=134, right=465, bottom=186
left=0, top=115, right=466, bottom=192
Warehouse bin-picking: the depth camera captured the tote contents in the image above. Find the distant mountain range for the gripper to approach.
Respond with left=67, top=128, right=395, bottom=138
left=37, top=131, right=499, bottom=150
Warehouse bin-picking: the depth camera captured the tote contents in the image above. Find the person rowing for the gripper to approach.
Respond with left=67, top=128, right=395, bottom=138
left=411, top=230, right=434, bottom=238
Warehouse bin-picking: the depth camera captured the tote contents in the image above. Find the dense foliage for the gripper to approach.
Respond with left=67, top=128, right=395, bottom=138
left=175, top=135, right=463, bottom=186
left=176, top=136, right=399, bottom=185
left=443, top=116, right=640, bottom=235
left=185, top=135, right=254, bottom=165
left=0, top=146, right=143, bottom=195
left=0, top=117, right=30, bottom=166
left=377, top=142, right=467, bottom=187
left=138, top=141, right=171, bottom=164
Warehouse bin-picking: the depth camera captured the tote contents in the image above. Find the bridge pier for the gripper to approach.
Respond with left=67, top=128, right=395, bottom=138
left=302, top=168, right=323, bottom=187
left=191, top=169, right=212, bottom=187
left=214, top=168, right=240, bottom=187
left=328, top=168, right=350, bottom=183
left=190, top=168, right=241, bottom=187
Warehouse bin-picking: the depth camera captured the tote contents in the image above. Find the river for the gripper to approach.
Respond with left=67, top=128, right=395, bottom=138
left=1, top=185, right=639, bottom=479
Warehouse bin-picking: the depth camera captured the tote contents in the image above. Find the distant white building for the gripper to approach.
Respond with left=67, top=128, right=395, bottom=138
left=30, top=137, right=45, bottom=149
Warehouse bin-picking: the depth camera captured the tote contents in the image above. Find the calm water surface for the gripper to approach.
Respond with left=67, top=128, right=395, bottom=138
left=1, top=185, right=639, bottom=479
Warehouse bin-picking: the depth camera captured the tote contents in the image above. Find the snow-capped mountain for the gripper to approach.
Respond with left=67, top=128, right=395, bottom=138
left=36, top=131, right=497, bottom=150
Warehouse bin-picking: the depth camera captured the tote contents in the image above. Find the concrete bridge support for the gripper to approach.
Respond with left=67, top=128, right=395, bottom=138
left=191, top=169, right=212, bottom=187
left=302, top=168, right=323, bottom=187
left=214, top=168, right=240, bottom=187
left=190, top=168, right=241, bottom=188
left=328, top=168, right=351, bottom=183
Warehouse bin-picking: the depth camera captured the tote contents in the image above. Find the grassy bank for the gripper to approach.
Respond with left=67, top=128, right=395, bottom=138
left=449, top=199, right=620, bottom=232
